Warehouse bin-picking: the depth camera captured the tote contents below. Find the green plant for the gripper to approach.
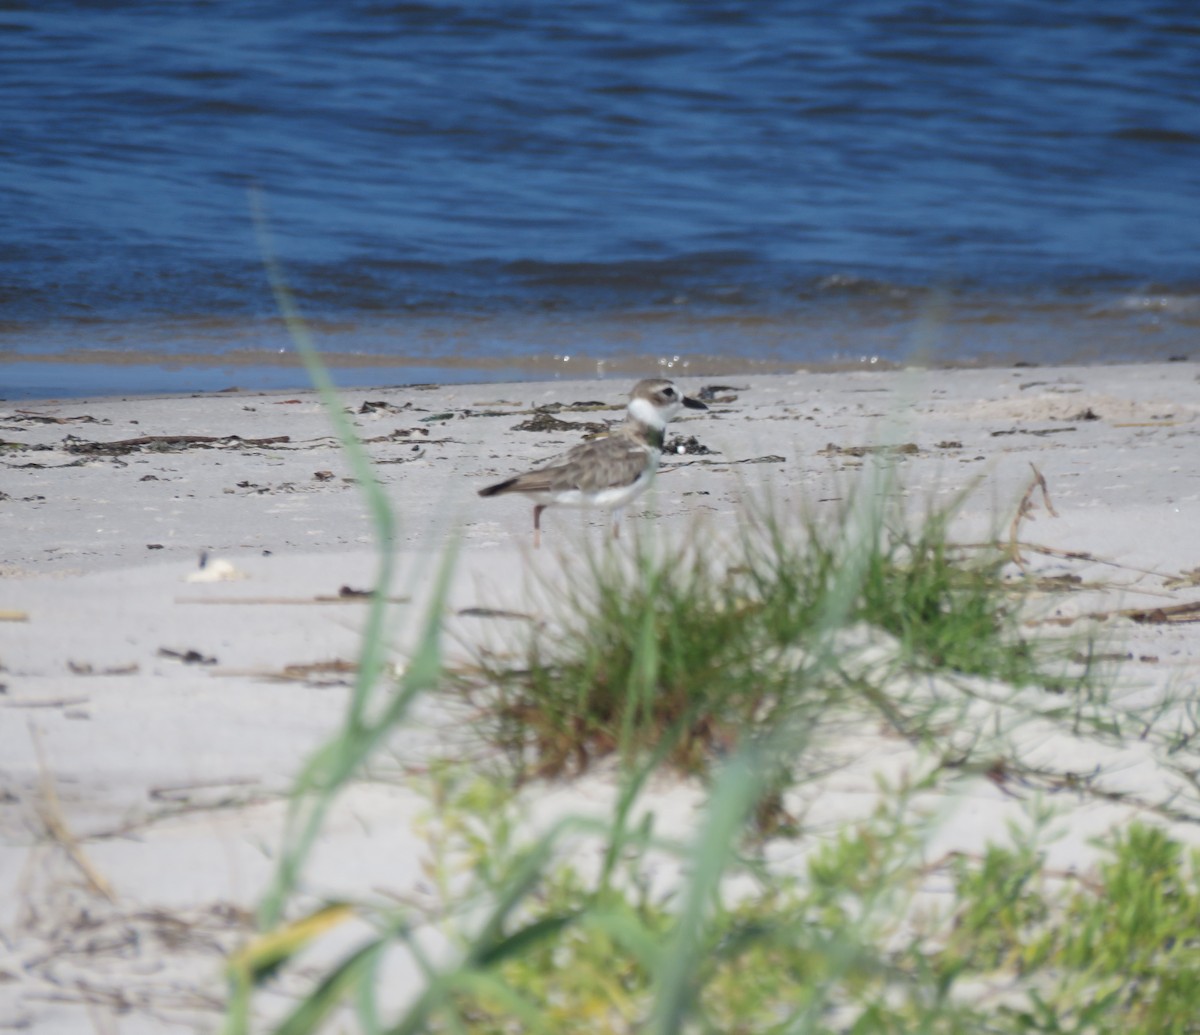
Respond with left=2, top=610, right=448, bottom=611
left=229, top=225, right=1200, bottom=1033
left=475, top=488, right=1085, bottom=795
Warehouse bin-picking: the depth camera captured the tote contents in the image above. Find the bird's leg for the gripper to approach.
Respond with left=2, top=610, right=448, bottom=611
left=533, top=504, right=545, bottom=550
left=610, top=507, right=623, bottom=539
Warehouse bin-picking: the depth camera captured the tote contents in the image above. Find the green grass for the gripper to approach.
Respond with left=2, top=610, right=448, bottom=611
left=410, top=774, right=1200, bottom=1035
left=225, top=462, right=1200, bottom=1033
left=417, top=782, right=1200, bottom=1035
left=228, top=228, right=1200, bottom=1033
left=474, top=488, right=1088, bottom=799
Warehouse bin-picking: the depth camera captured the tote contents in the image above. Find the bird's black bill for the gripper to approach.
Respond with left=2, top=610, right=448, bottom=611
left=683, top=396, right=708, bottom=410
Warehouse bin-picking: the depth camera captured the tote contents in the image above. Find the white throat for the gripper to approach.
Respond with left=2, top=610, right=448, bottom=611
left=627, top=395, right=670, bottom=429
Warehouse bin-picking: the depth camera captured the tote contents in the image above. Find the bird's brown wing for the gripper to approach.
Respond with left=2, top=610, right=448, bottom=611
left=492, top=435, right=649, bottom=496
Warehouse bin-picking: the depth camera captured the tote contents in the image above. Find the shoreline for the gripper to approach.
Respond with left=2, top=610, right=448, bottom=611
left=2, top=350, right=1195, bottom=407
left=3, top=360, right=1200, bottom=1030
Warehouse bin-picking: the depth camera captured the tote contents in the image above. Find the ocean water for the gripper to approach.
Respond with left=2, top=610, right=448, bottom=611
left=2, top=1, right=1199, bottom=398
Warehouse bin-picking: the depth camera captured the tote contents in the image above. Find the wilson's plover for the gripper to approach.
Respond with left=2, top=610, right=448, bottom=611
left=479, top=378, right=708, bottom=547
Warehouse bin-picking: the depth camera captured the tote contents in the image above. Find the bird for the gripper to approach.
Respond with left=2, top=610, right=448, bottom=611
left=478, top=378, right=708, bottom=547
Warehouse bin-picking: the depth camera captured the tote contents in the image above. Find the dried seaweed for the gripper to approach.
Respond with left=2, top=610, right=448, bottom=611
left=990, top=426, right=1077, bottom=437
left=157, top=648, right=217, bottom=665
left=818, top=442, right=919, bottom=457
left=664, top=434, right=716, bottom=456
left=63, top=433, right=290, bottom=456
left=2, top=412, right=107, bottom=425
left=511, top=412, right=610, bottom=434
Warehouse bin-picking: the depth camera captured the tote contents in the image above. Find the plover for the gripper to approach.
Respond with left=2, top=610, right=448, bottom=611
left=479, top=378, right=708, bottom=547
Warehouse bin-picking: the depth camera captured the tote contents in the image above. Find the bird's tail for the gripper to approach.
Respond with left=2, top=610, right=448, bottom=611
left=478, top=477, right=518, bottom=498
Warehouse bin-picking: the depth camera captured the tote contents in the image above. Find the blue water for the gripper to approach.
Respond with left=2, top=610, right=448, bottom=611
left=3, top=1, right=1199, bottom=397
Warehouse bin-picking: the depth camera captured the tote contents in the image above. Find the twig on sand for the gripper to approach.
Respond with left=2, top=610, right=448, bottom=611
left=663, top=453, right=786, bottom=470
left=1031, top=599, right=1200, bottom=628
left=29, top=723, right=116, bottom=902
left=174, top=591, right=410, bottom=605
left=1008, top=463, right=1057, bottom=568
left=1010, top=541, right=1169, bottom=579
left=4, top=695, right=91, bottom=709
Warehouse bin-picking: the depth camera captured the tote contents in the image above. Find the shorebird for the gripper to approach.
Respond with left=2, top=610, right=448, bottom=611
left=478, top=378, right=708, bottom=547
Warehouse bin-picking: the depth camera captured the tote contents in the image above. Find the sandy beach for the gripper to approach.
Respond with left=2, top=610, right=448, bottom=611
left=3, top=360, right=1200, bottom=1031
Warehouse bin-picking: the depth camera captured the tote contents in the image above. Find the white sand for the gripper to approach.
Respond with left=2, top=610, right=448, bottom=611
left=2, top=362, right=1199, bottom=1030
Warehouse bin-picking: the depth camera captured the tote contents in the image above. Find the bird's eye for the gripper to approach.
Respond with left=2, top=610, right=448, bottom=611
left=663, top=387, right=676, bottom=398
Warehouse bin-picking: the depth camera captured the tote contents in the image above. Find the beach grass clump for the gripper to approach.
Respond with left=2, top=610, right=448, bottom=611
left=485, top=539, right=795, bottom=778
left=841, top=505, right=1056, bottom=685
left=384, top=768, right=1200, bottom=1035
left=376, top=761, right=929, bottom=1035
left=419, top=781, right=1200, bottom=1035
left=928, top=820, right=1200, bottom=1034
left=478, top=489, right=1081, bottom=785
left=224, top=467, right=1195, bottom=1034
